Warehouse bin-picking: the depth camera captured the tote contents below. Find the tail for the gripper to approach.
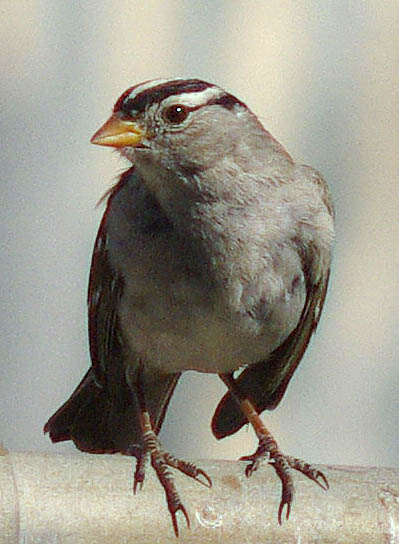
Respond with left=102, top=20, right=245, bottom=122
left=44, top=369, right=141, bottom=454
left=44, top=369, right=181, bottom=455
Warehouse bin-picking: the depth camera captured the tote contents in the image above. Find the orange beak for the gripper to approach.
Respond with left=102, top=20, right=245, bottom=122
left=90, top=114, right=145, bottom=148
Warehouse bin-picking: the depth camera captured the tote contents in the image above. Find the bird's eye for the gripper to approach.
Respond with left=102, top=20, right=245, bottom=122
left=163, top=104, right=189, bottom=124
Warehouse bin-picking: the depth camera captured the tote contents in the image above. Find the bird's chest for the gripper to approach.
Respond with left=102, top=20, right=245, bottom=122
left=112, top=232, right=245, bottom=372
left=105, top=194, right=232, bottom=369
left=104, top=183, right=304, bottom=374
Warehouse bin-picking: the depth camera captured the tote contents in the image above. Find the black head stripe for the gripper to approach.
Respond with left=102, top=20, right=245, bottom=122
left=113, top=85, right=136, bottom=113
left=205, top=92, right=246, bottom=111
left=116, top=79, right=214, bottom=117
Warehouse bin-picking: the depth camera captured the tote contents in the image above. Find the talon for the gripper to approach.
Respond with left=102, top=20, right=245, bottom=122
left=278, top=499, right=291, bottom=525
left=171, top=511, right=179, bottom=537
left=239, top=454, right=254, bottom=463
left=240, top=453, right=263, bottom=477
left=133, top=477, right=143, bottom=494
left=246, top=462, right=258, bottom=478
left=179, top=503, right=190, bottom=529
left=133, top=453, right=148, bottom=494
left=285, top=456, right=329, bottom=491
left=302, top=468, right=329, bottom=491
left=133, top=464, right=145, bottom=494
left=139, top=424, right=203, bottom=534
left=277, top=472, right=293, bottom=524
left=315, top=470, right=329, bottom=490
left=195, top=468, right=212, bottom=488
left=136, top=378, right=203, bottom=535
left=217, top=375, right=329, bottom=527
left=170, top=503, right=190, bottom=537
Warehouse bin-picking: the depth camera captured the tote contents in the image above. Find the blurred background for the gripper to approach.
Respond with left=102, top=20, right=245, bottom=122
left=1, top=1, right=399, bottom=469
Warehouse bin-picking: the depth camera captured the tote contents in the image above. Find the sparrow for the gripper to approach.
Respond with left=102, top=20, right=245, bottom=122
left=44, top=78, right=334, bottom=535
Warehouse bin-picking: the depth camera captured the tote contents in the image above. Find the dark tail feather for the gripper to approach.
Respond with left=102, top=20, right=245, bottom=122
left=44, top=369, right=96, bottom=444
left=44, top=369, right=181, bottom=455
left=44, top=368, right=140, bottom=454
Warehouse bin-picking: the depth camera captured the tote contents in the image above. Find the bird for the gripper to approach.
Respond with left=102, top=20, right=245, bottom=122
left=44, top=78, right=334, bottom=536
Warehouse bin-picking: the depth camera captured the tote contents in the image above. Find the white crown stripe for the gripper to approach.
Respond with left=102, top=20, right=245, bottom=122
left=161, top=86, right=224, bottom=108
left=125, top=79, right=224, bottom=109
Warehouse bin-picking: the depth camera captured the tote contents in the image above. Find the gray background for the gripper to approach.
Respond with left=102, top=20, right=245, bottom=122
left=1, top=1, right=399, bottom=468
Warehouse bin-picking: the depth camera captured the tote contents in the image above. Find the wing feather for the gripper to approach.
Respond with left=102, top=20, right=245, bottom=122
left=212, top=171, right=334, bottom=439
left=45, top=168, right=180, bottom=452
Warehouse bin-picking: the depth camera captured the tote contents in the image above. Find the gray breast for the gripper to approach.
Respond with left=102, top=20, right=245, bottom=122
left=104, top=171, right=305, bottom=375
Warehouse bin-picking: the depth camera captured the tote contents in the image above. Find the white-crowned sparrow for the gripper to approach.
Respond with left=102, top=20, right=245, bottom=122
left=44, top=78, right=334, bottom=535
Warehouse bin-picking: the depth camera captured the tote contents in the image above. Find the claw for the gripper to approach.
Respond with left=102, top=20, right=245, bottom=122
left=314, top=470, right=329, bottom=490
left=285, top=456, right=329, bottom=491
left=133, top=477, right=143, bottom=495
left=195, top=468, right=212, bottom=488
left=170, top=503, right=190, bottom=537
left=245, top=462, right=256, bottom=478
left=239, top=454, right=254, bottom=463
left=278, top=499, right=291, bottom=525
left=163, top=453, right=212, bottom=489
left=276, top=467, right=294, bottom=525
left=141, top=432, right=205, bottom=534
left=133, top=453, right=149, bottom=494
left=133, top=463, right=145, bottom=494
left=135, top=376, right=202, bottom=535
left=240, top=453, right=261, bottom=477
left=217, top=374, right=329, bottom=526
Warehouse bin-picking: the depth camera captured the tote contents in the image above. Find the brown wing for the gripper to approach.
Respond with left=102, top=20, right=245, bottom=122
left=212, top=243, right=331, bottom=439
left=45, top=168, right=180, bottom=452
left=87, top=197, right=125, bottom=388
left=212, top=167, right=334, bottom=439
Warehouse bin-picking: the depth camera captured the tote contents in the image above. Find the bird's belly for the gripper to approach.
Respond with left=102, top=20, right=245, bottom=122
left=119, top=271, right=304, bottom=375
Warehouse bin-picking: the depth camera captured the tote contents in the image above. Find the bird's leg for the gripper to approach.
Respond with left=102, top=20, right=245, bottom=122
left=220, top=373, right=328, bottom=523
left=135, top=368, right=212, bottom=536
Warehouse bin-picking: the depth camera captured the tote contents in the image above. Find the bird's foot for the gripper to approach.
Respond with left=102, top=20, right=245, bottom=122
left=140, top=427, right=211, bottom=536
left=161, top=450, right=212, bottom=488
left=283, top=454, right=329, bottom=491
left=241, top=437, right=328, bottom=524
